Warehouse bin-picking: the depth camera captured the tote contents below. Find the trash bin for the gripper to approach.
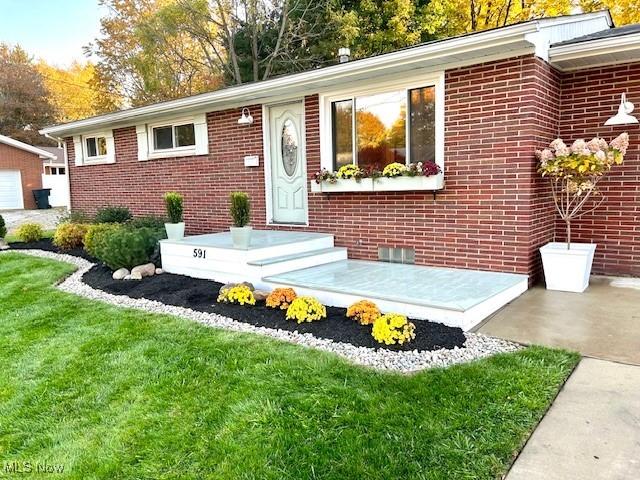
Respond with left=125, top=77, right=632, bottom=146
left=32, top=188, right=52, bottom=209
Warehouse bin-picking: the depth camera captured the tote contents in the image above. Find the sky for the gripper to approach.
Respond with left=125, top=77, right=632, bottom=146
left=0, top=0, right=108, bottom=66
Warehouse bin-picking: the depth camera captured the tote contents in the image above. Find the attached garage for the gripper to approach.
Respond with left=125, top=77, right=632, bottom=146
left=0, top=170, right=24, bottom=209
left=0, top=134, right=58, bottom=210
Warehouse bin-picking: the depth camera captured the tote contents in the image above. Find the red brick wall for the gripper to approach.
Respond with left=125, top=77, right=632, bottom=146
left=66, top=105, right=266, bottom=230
left=559, top=63, right=640, bottom=276
left=65, top=55, right=577, bottom=281
left=0, top=142, right=43, bottom=209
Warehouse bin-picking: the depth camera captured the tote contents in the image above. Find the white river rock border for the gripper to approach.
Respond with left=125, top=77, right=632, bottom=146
left=3, top=249, right=522, bottom=373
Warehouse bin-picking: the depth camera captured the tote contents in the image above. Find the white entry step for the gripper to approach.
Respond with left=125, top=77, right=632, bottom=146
left=160, top=230, right=346, bottom=286
left=264, top=260, right=529, bottom=331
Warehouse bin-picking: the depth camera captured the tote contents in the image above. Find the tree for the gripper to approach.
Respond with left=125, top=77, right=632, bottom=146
left=0, top=44, right=56, bottom=145
left=333, top=0, right=433, bottom=57
left=88, top=0, right=335, bottom=105
left=580, top=0, right=640, bottom=25
left=87, top=0, right=218, bottom=106
left=37, top=61, right=119, bottom=123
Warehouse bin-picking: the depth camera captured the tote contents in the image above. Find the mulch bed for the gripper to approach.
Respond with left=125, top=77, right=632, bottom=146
left=9, top=239, right=97, bottom=262
left=7, top=239, right=467, bottom=352
left=83, top=264, right=467, bottom=352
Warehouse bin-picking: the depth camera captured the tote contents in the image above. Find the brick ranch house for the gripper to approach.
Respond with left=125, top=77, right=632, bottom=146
left=41, top=11, right=640, bottom=282
left=0, top=135, right=58, bottom=210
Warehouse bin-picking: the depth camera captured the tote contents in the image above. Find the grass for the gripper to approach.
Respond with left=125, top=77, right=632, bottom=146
left=0, top=252, right=580, bottom=480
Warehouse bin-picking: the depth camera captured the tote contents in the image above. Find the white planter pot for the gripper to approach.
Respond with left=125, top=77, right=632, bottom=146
left=164, top=222, right=185, bottom=241
left=310, top=178, right=374, bottom=193
left=373, top=173, right=444, bottom=192
left=540, top=242, right=597, bottom=293
left=230, top=226, right=252, bottom=249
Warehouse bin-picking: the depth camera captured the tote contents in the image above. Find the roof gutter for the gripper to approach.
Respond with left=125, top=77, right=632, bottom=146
left=39, top=21, right=540, bottom=137
left=549, top=32, right=640, bottom=66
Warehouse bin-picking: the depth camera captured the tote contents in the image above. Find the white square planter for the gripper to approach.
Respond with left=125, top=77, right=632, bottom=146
left=540, top=242, right=597, bottom=293
left=373, top=174, right=444, bottom=192
left=310, top=178, right=374, bottom=193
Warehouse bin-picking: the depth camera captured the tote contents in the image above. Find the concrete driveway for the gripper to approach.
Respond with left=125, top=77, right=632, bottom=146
left=479, top=278, right=640, bottom=479
left=478, top=276, right=640, bottom=365
left=1, top=208, right=66, bottom=233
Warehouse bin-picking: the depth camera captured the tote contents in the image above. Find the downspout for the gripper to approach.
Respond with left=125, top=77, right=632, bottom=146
left=44, top=133, right=72, bottom=211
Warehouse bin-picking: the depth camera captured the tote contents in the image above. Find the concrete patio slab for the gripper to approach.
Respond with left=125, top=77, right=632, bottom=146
left=1, top=208, right=65, bottom=233
left=477, top=277, right=640, bottom=365
left=507, top=358, right=640, bottom=480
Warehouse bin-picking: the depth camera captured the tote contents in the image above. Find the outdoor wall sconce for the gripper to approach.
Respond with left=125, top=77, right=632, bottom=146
left=237, top=107, right=254, bottom=125
left=604, top=93, right=639, bottom=126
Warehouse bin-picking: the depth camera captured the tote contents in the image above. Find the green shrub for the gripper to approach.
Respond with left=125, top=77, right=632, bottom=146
left=53, top=223, right=89, bottom=250
left=0, top=214, right=6, bottom=238
left=57, top=209, right=93, bottom=225
left=128, top=215, right=167, bottom=230
left=229, top=192, right=250, bottom=227
left=15, top=223, right=44, bottom=243
left=94, top=206, right=132, bottom=224
left=93, top=227, right=163, bottom=270
left=163, top=192, right=183, bottom=224
left=84, top=223, right=122, bottom=257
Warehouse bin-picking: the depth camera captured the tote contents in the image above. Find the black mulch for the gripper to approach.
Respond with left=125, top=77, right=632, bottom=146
left=9, top=238, right=97, bottom=262
left=83, top=264, right=467, bottom=352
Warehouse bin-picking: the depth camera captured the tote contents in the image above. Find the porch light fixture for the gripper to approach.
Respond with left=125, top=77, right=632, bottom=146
left=237, top=107, right=253, bottom=125
left=604, top=93, right=639, bottom=126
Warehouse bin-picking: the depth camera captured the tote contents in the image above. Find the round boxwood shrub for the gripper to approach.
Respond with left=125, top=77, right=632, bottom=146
left=53, top=223, right=89, bottom=250
left=15, top=223, right=44, bottom=243
left=93, top=226, right=163, bottom=270
left=128, top=215, right=167, bottom=230
left=0, top=214, right=6, bottom=239
left=94, top=206, right=132, bottom=224
left=83, top=223, right=122, bottom=258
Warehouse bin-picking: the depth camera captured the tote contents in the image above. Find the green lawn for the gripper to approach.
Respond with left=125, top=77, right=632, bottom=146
left=0, top=252, right=579, bottom=479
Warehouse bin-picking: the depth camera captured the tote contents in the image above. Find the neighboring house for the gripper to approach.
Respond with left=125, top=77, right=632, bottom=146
left=0, top=135, right=57, bottom=210
left=40, top=11, right=640, bottom=280
left=38, top=146, right=70, bottom=208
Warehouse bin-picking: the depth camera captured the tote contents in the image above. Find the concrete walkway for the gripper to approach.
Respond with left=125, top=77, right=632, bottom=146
left=507, top=358, right=640, bottom=480
left=478, top=277, right=640, bottom=365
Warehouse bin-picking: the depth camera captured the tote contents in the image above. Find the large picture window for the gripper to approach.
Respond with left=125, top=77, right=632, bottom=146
left=330, top=84, right=437, bottom=171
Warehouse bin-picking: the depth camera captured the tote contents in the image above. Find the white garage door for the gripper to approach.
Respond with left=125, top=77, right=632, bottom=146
left=0, top=170, right=24, bottom=209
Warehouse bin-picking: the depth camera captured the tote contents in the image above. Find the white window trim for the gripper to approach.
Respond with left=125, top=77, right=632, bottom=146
left=319, top=71, right=445, bottom=173
left=138, top=113, right=208, bottom=161
left=73, top=131, right=115, bottom=166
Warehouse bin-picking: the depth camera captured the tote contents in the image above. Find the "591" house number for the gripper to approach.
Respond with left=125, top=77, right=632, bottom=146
left=193, top=248, right=207, bottom=259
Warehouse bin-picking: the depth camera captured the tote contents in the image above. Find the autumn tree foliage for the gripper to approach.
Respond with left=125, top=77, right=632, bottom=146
left=37, top=62, right=119, bottom=123
left=0, top=44, right=56, bottom=145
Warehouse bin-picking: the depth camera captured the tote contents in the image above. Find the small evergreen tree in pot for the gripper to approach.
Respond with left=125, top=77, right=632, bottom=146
left=163, top=192, right=185, bottom=240
left=229, top=192, right=252, bottom=249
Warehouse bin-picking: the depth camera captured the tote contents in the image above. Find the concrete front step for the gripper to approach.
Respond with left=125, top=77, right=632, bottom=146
left=160, top=230, right=344, bottom=285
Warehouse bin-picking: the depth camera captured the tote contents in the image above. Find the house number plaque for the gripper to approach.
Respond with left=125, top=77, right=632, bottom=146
left=193, top=248, right=207, bottom=259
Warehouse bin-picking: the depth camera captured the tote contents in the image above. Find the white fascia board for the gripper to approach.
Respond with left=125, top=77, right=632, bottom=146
left=39, top=22, right=541, bottom=138
left=0, top=134, right=58, bottom=159
left=549, top=33, right=640, bottom=70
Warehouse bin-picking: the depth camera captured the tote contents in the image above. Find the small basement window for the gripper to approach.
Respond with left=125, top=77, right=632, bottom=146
left=152, top=123, right=196, bottom=151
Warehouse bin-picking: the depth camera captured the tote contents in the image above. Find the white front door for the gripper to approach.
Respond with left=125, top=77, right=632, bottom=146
left=268, top=102, right=307, bottom=224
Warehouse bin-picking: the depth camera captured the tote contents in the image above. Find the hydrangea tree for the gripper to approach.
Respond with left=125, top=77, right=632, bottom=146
left=537, top=133, right=629, bottom=249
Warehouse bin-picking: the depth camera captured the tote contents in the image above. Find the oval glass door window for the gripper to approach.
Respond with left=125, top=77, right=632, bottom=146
left=281, top=119, right=298, bottom=177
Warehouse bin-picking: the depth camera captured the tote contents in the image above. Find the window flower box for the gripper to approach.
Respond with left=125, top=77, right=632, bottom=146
left=310, top=178, right=374, bottom=193
left=373, top=173, right=444, bottom=192
left=310, top=174, right=444, bottom=193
